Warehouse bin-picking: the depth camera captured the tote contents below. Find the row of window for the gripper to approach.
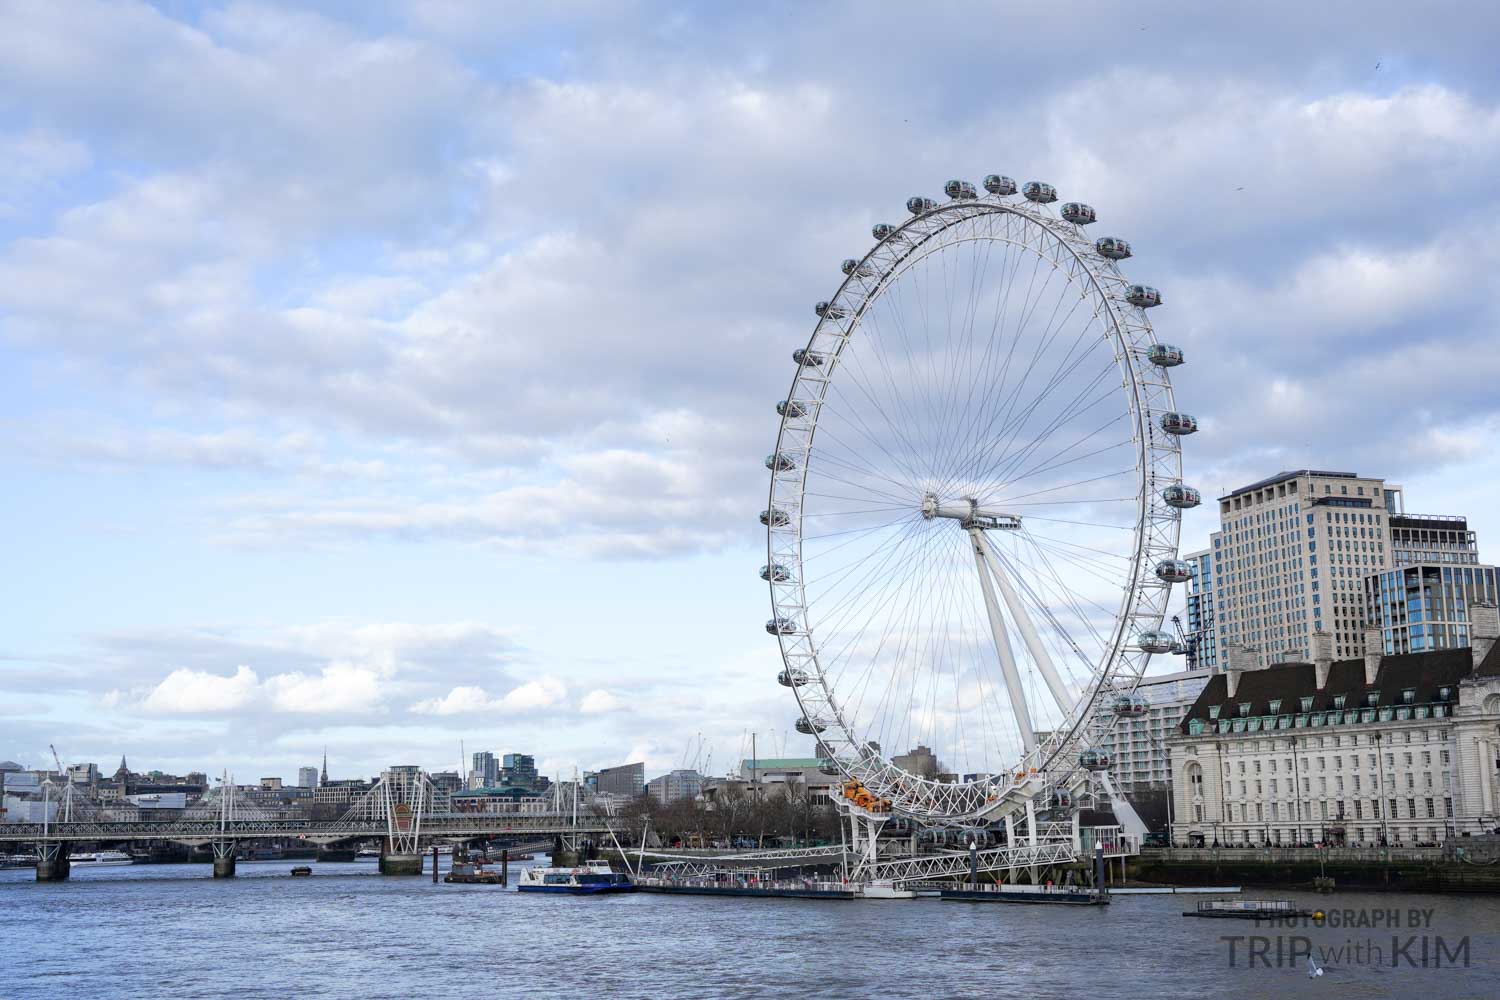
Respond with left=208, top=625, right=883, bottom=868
left=1212, top=797, right=1452, bottom=823
left=1220, top=748, right=1449, bottom=775
left=1222, top=772, right=1448, bottom=799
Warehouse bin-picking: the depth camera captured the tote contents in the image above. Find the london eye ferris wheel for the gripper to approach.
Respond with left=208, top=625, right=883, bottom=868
left=762, top=174, right=1200, bottom=827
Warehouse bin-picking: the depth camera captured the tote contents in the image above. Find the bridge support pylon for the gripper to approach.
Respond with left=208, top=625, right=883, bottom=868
left=378, top=850, right=423, bottom=876
left=212, top=840, right=237, bottom=878
left=381, top=845, right=423, bottom=875
left=36, top=842, right=70, bottom=882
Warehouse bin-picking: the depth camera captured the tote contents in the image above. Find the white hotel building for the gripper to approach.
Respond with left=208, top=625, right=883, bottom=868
left=1208, top=470, right=1403, bottom=669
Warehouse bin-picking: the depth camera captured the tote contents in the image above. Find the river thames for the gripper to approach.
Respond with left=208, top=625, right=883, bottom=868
left=5, top=859, right=1498, bottom=999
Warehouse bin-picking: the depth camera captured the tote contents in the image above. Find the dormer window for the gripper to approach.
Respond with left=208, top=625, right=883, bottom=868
left=1438, top=686, right=1452, bottom=701
left=1268, top=699, right=1282, bottom=714
left=1209, top=705, right=1222, bottom=720
left=1239, top=702, right=1251, bottom=718
left=1299, top=696, right=1313, bottom=711
left=1333, top=695, right=1346, bottom=710
left=1366, top=691, right=1379, bottom=707
left=1401, top=688, right=1416, bottom=705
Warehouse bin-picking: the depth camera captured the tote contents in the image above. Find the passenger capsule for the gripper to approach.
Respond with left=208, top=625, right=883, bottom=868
left=1113, top=693, right=1150, bottom=718
left=814, top=301, right=847, bottom=320
left=1155, top=558, right=1194, bottom=584
left=943, top=180, right=978, bottom=200
left=792, top=348, right=824, bottom=368
left=776, top=399, right=807, bottom=419
left=983, top=174, right=1017, bottom=196
left=794, top=715, right=828, bottom=735
left=906, top=196, right=937, bottom=215
left=1052, top=788, right=1073, bottom=809
left=760, top=563, right=791, bottom=583
left=1136, top=630, right=1177, bottom=654
left=1162, top=484, right=1201, bottom=509
left=872, top=223, right=897, bottom=241
left=1061, top=202, right=1096, bottom=225
left=1147, top=343, right=1184, bottom=367
left=760, top=508, right=790, bottom=528
left=819, top=761, right=841, bottom=776
left=766, top=452, right=797, bottom=472
left=1022, top=181, right=1058, bottom=204
left=777, top=668, right=809, bottom=687
left=1078, top=748, right=1112, bottom=772
left=1126, top=285, right=1162, bottom=308
left=841, top=258, right=874, bottom=277
left=766, top=617, right=798, bottom=636
left=1160, top=411, right=1198, bottom=436
left=1095, top=236, right=1132, bottom=260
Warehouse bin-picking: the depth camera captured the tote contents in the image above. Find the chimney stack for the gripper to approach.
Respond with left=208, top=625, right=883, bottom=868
left=1225, top=644, right=1254, bottom=699
left=1362, top=625, right=1383, bottom=686
left=1313, top=631, right=1334, bottom=691
left=1473, top=602, right=1500, bottom=668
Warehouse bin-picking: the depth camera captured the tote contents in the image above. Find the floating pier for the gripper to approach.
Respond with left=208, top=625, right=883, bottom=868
left=635, top=876, right=857, bottom=899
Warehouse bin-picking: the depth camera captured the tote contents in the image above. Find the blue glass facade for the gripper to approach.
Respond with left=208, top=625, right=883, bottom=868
left=1186, top=548, right=1217, bottom=671
left=1364, top=563, right=1499, bottom=654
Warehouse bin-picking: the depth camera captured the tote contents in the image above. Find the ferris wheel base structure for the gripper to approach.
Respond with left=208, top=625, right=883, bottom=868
left=765, top=172, right=1199, bottom=835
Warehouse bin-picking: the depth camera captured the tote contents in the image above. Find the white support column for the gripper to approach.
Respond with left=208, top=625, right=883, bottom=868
left=1025, top=797, right=1038, bottom=847
left=1480, top=739, right=1495, bottom=817
left=973, top=530, right=1071, bottom=712
left=969, top=528, right=1035, bottom=751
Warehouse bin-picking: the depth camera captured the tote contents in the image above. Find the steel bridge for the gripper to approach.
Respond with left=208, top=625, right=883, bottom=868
left=2, top=768, right=613, bottom=880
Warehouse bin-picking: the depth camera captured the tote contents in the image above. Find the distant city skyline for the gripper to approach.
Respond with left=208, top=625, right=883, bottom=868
left=4, top=2, right=1500, bottom=780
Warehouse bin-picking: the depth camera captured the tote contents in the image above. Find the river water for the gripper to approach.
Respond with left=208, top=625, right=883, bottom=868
left=4, top=858, right=1498, bottom=999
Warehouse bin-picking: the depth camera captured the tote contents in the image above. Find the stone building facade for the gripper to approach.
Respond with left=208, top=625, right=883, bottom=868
left=1168, top=604, right=1500, bottom=847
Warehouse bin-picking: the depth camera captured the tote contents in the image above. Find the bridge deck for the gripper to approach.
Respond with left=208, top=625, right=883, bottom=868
left=0, top=814, right=612, bottom=845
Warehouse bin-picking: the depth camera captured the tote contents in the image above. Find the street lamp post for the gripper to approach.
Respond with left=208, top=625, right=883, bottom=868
left=1290, top=734, right=1302, bottom=845
left=1374, top=732, right=1391, bottom=849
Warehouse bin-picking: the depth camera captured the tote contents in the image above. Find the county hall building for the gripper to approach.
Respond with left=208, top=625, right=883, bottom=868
left=1168, top=604, right=1500, bottom=847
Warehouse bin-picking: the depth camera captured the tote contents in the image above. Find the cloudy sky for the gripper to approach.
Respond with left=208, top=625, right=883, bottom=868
left=3, top=1, right=1497, bottom=784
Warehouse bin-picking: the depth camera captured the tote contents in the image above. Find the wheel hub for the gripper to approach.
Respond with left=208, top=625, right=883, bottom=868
left=920, top=493, right=1022, bottom=530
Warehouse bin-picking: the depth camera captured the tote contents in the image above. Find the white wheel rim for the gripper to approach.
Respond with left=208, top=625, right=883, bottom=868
left=765, top=188, right=1186, bottom=825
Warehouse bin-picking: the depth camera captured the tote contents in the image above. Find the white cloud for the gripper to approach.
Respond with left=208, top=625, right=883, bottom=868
left=579, top=689, right=622, bottom=714
left=265, top=665, right=385, bottom=714
left=411, top=676, right=568, bottom=716
left=0, top=129, right=90, bottom=217
left=143, top=665, right=260, bottom=714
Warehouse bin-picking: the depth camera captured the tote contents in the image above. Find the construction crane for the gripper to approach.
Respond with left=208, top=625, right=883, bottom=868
left=1171, top=608, right=1214, bottom=672
left=49, top=743, right=65, bottom=777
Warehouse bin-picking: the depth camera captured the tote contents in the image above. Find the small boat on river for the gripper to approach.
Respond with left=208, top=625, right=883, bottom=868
left=1184, top=899, right=1312, bottom=919
left=517, top=859, right=635, bottom=895
left=71, top=851, right=134, bottom=867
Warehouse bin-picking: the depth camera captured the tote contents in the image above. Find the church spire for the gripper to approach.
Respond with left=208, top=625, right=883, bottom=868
left=320, top=747, right=328, bottom=786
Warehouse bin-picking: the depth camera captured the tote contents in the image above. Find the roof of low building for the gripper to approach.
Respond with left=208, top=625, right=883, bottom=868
left=1221, top=469, right=1359, bottom=500
left=1178, top=644, right=1500, bottom=733
left=743, top=758, right=825, bottom=769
